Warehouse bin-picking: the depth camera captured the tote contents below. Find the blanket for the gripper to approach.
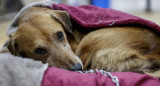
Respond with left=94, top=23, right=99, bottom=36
left=0, top=53, right=160, bottom=86
left=42, top=67, right=160, bottom=86
left=0, top=53, right=48, bottom=86
left=7, top=0, right=160, bottom=37
left=52, top=3, right=160, bottom=31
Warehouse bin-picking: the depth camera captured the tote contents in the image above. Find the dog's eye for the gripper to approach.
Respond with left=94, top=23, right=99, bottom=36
left=34, top=48, right=47, bottom=55
left=57, top=31, right=64, bottom=41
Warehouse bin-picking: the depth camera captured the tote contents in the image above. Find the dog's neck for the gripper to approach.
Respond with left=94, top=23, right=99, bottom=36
left=67, top=22, right=97, bottom=52
left=67, top=28, right=88, bottom=52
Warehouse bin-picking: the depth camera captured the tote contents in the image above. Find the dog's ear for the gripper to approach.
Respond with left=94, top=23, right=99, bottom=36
left=7, top=37, right=19, bottom=55
left=0, top=32, right=16, bottom=53
left=50, top=10, right=73, bottom=34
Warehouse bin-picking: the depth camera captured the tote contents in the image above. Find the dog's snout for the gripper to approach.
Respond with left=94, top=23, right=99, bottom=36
left=71, top=63, right=82, bottom=71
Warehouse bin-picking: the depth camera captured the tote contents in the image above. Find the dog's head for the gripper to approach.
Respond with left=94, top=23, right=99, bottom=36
left=7, top=7, right=83, bottom=71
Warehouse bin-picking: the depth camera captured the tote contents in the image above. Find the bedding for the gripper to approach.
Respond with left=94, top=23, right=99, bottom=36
left=51, top=3, right=160, bottom=31
left=1, top=0, right=160, bottom=86
left=0, top=53, right=48, bottom=86
left=0, top=53, right=160, bottom=86
left=42, top=67, right=160, bottom=86
left=7, top=0, right=160, bottom=37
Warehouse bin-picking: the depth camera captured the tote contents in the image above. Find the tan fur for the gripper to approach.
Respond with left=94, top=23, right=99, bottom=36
left=5, top=7, right=83, bottom=70
left=75, top=27, right=160, bottom=78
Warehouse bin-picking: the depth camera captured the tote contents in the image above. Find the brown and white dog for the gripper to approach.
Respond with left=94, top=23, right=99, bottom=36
left=2, top=7, right=160, bottom=77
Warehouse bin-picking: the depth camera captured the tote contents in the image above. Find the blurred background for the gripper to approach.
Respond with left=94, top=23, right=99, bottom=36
left=0, top=0, right=160, bottom=49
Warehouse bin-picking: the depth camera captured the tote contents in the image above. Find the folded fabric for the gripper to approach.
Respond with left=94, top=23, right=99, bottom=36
left=7, top=0, right=160, bottom=37
left=52, top=3, right=160, bottom=32
left=0, top=53, right=48, bottom=86
left=0, top=53, right=160, bottom=86
left=42, top=67, right=160, bottom=86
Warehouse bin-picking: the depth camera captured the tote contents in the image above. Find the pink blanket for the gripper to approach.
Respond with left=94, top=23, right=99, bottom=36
left=51, top=3, right=160, bottom=32
left=42, top=67, right=160, bottom=86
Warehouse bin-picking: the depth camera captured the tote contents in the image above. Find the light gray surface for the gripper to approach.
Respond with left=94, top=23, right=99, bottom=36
left=0, top=53, right=48, bottom=86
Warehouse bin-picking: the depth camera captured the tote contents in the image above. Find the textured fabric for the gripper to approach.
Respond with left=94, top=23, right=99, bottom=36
left=0, top=53, right=48, bottom=86
left=42, top=68, right=116, bottom=86
left=6, top=1, right=160, bottom=37
left=52, top=4, right=160, bottom=32
left=42, top=67, right=160, bottom=86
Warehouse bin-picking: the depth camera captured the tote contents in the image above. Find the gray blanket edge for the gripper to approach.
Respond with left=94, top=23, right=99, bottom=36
left=0, top=53, right=48, bottom=86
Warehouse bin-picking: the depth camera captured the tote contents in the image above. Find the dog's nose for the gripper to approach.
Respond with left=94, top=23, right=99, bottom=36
left=71, top=63, right=82, bottom=71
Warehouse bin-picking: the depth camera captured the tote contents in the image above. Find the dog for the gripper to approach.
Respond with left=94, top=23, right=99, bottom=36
left=2, top=7, right=83, bottom=71
left=1, top=7, right=160, bottom=78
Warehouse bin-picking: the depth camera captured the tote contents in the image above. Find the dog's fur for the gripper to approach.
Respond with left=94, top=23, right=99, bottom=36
left=3, top=7, right=83, bottom=71
left=1, top=7, right=160, bottom=77
left=75, top=27, right=160, bottom=77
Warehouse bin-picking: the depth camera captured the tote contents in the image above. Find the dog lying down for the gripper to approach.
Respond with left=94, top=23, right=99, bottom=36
left=1, top=7, right=160, bottom=78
